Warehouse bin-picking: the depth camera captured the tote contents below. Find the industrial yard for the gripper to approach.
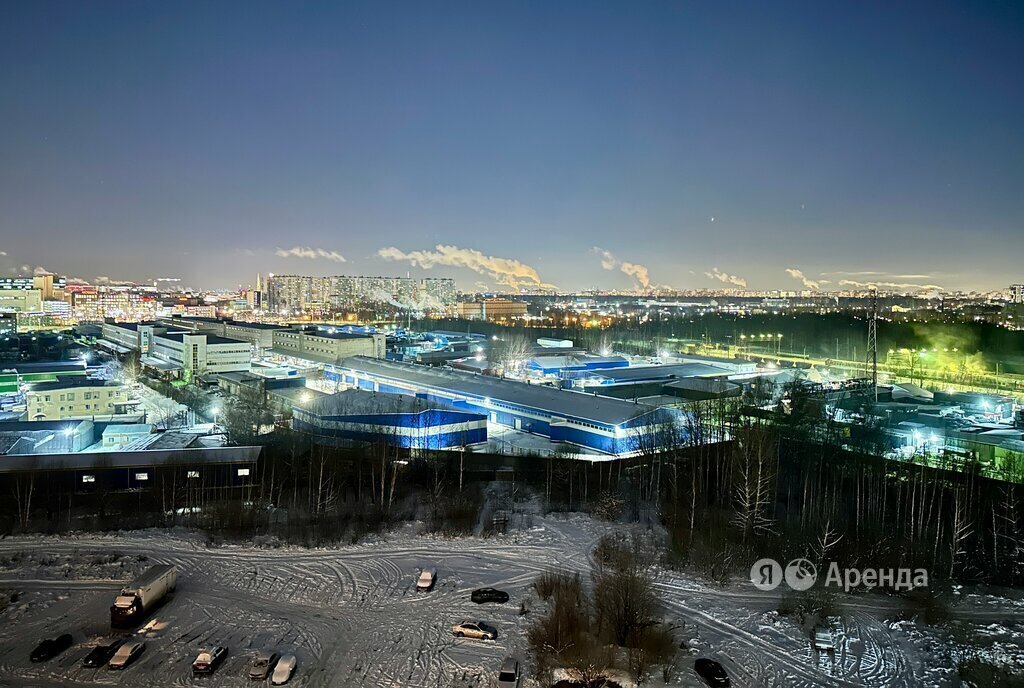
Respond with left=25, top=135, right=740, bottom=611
left=0, top=511, right=1021, bottom=687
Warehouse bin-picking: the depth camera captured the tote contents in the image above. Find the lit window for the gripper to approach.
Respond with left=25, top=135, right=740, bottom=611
left=237, top=468, right=251, bottom=477
left=135, top=472, right=149, bottom=481
left=82, top=474, right=95, bottom=483
left=187, top=470, right=199, bottom=478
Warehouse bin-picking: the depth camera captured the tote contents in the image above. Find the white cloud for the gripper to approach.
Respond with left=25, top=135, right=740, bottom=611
left=591, top=247, right=653, bottom=290
left=378, top=244, right=553, bottom=290
left=785, top=268, right=820, bottom=290
left=275, top=246, right=347, bottom=263
left=705, top=267, right=747, bottom=288
left=594, top=247, right=618, bottom=271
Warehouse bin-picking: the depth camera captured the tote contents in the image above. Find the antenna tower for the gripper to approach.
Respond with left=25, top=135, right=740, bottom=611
left=867, top=288, right=878, bottom=402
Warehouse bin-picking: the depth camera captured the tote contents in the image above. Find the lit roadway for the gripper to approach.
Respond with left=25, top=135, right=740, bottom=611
left=651, top=341, right=1024, bottom=397
left=757, top=350, right=1021, bottom=396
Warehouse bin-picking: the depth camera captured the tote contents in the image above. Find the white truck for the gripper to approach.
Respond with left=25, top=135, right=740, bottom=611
left=110, top=564, right=177, bottom=627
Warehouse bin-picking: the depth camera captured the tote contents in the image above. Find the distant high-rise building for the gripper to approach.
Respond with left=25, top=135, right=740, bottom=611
left=246, top=272, right=264, bottom=311
left=265, top=274, right=456, bottom=315
left=457, top=298, right=528, bottom=321
left=1011, top=284, right=1024, bottom=304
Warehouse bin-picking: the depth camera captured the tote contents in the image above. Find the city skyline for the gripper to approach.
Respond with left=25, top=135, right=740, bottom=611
left=2, top=2, right=1022, bottom=292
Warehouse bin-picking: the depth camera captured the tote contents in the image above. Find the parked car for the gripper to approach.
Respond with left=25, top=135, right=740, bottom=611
left=416, top=568, right=436, bottom=591
left=83, top=639, right=125, bottom=668
left=813, top=627, right=835, bottom=652
left=271, top=654, right=297, bottom=685
left=694, top=658, right=730, bottom=687
left=249, top=650, right=280, bottom=680
left=497, top=657, right=521, bottom=687
left=192, top=646, right=229, bottom=675
left=471, top=588, right=510, bottom=604
left=451, top=621, right=497, bottom=640
left=31, top=634, right=74, bottom=662
left=108, top=640, right=145, bottom=670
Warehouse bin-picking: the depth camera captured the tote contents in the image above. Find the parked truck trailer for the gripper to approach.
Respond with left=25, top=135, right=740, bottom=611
left=110, top=564, right=177, bottom=627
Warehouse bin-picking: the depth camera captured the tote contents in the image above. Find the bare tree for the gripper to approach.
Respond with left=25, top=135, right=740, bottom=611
left=492, top=332, right=533, bottom=377
left=730, top=420, right=778, bottom=542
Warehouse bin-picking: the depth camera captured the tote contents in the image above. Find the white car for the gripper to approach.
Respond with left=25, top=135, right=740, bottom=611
left=108, top=640, right=145, bottom=670
left=813, top=627, right=835, bottom=652
left=271, top=654, right=297, bottom=685
left=416, top=569, right=436, bottom=591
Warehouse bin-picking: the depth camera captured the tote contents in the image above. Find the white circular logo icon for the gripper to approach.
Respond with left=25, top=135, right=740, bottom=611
left=785, top=558, right=817, bottom=591
left=750, top=558, right=782, bottom=591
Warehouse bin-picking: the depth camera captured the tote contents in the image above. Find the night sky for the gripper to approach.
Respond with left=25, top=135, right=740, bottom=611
left=1, top=1, right=1021, bottom=292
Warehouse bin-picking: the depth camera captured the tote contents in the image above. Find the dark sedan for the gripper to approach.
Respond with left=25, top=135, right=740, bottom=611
left=192, top=646, right=229, bottom=675
left=82, top=639, right=125, bottom=668
left=694, top=658, right=730, bottom=687
left=30, top=634, right=74, bottom=663
left=471, top=588, right=510, bottom=604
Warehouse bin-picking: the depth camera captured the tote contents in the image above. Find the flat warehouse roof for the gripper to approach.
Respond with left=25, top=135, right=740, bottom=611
left=0, top=445, right=261, bottom=472
left=156, top=332, right=246, bottom=345
left=227, top=321, right=287, bottom=330
left=591, top=363, right=731, bottom=381
left=205, top=335, right=248, bottom=345
left=304, top=389, right=470, bottom=417
left=340, top=356, right=655, bottom=426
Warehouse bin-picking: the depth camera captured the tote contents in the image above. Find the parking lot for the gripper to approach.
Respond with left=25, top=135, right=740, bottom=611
left=0, top=514, right=1020, bottom=687
left=0, top=518, right=607, bottom=688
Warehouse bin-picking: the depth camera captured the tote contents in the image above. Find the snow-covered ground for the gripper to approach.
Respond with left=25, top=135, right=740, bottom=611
left=0, top=514, right=1021, bottom=687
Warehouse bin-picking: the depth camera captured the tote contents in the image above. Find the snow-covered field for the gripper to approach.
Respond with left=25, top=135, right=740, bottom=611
left=0, top=514, right=1021, bottom=687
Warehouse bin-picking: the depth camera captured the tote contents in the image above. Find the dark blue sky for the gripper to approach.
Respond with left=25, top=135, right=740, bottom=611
left=1, top=1, right=1021, bottom=292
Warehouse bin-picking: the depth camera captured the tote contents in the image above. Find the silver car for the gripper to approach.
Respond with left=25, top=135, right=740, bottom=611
left=271, top=654, right=297, bottom=685
left=108, top=640, right=145, bottom=670
left=249, top=650, right=280, bottom=680
left=497, top=657, right=521, bottom=687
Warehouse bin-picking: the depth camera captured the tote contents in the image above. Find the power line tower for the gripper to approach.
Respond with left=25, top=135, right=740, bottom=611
left=866, top=288, right=879, bottom=402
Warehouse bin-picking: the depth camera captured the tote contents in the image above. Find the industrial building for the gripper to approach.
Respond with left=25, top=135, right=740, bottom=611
left=154, top=316, right=287, bottom=354
left=271, top=326, right=385, bottom=365
left=669, top=354, right=759, bottom=375
left=25, top=376, right=135, bottom=421
left=0, top=418, right=260, bottom=495
left=292, top=388, right=487, bottom=449
left=457, top=299, right=528, bottom=321
left=100, top=321, right=162, bottom=355
left=223, top=321, right=286, bottom=354
left=329, top=356, right=685, bottom=456
left=0, top=360, right=89, bottom=395
left=217, top=371, right=326, bottom=414
left=568, top=362, right=733, bottom=389
left=526, top=354, right=629, bottom=377
left=0, top=286, right=42, bottom=314
left=146, top=332, right=251, bottom=379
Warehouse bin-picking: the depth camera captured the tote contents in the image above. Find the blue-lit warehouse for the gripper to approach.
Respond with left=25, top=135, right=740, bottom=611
left=526, top=354, right=629, bottom=377
left=328, top=357, right=686, bottom=456
left=292, top=388, right=487, bottom=449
